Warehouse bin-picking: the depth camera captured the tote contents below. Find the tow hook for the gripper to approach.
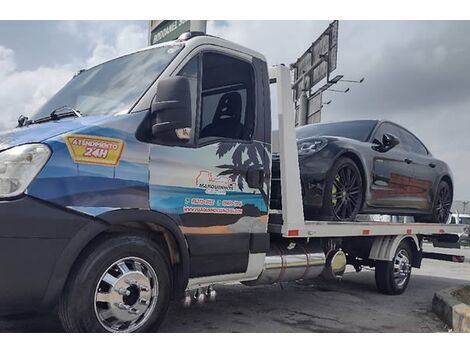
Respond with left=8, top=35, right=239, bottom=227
left=182, top=286, right=216, bottom=307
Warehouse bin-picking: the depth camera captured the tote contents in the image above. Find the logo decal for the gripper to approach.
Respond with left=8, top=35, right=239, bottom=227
left=64, top=134, right=125, bottom=167
left=196, top=170, right=236, bottom=195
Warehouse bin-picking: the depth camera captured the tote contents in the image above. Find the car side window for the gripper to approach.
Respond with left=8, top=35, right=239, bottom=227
left=198, top=52, right=255, bottom=142
left=400, top=129, right=428, bottom=155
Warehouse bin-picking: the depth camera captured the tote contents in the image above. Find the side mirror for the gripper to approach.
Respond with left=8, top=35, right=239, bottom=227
left=382, top=133, right=399, bottom=150
left=372, top=133, right=399, bottom=152
left=151, top=76, right=192, bottom=142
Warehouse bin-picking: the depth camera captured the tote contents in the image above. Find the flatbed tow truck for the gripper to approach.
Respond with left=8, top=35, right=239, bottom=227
left=0, top=32, right=466, bottom=332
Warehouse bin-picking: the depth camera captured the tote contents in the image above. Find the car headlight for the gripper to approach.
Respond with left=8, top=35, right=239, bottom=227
left=0, top=144, right=51, bottom=198
left=297, top=138, right=327, bottom=156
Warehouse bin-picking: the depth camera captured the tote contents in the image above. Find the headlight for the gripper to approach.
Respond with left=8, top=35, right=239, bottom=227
left=0, top=144, right=51, bottom=198
left=297, top=138, right=327, bottom=156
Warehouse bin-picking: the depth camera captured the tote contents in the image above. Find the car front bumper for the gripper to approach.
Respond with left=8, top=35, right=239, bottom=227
left=0, top=196, right=90, bottom=314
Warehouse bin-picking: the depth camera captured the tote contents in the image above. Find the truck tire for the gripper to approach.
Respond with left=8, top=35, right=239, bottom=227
left=375, top=241, right=412, bottom=295
left=58, top=234, right=171, bottom=333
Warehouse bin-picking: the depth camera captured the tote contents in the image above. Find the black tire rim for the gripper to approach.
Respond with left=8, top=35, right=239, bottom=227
left=436, top=184, right=452, bottom=223
left=331, top=165, right=361, bottom=220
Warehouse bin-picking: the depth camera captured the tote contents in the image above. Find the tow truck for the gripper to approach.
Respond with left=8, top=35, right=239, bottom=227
left=0, top=32, right=466, bottom=332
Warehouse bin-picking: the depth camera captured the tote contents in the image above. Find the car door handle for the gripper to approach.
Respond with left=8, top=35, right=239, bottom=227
left=404, top=158, right=413, bottom=164
left=429, top=162, right=436, bottom=168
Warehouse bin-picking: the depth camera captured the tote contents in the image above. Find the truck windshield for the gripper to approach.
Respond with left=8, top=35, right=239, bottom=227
left=31, top=44, right=183, bottom=120
left=296, top=120, right=378, bottom=142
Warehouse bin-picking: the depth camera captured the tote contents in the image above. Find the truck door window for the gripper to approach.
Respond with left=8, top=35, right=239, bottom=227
left=177, top=56, right=200, bottom=144
left=199, top=53, right=255, bottom=142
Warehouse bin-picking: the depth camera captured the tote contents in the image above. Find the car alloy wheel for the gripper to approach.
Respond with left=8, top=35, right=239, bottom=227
left=435, top=183, right=452, bottom=224
left=332, top=164, right=361, bottom=220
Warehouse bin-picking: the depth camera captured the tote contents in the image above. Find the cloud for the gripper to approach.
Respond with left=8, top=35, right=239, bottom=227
left=86, top=24, right=147, bottom=67
left=0, top=46, right=15, bottom=78
left=0, top=24, right=147, bottom=131
left=0, top=46, right=74, bottom=130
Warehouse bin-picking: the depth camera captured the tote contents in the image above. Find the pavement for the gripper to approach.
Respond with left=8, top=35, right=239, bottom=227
left=1, top=245, right=469, bottom=333
left=433, top=286, right=470, bottom=333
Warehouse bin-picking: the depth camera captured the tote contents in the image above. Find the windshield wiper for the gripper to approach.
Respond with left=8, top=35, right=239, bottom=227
left=33, top=106, right=83, bottom=124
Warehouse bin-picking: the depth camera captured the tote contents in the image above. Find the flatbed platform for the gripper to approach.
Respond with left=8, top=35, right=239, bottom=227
left=268, top=220, right=467, bottom=238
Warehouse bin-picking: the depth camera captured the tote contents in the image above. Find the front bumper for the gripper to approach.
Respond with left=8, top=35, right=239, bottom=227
left=0, top=196, right=91, bottom=314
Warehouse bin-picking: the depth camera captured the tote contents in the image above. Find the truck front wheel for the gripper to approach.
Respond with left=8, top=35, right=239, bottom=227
left=58, top=234, right=171, bottom=333
left=374, top=241, right=412, bottom=295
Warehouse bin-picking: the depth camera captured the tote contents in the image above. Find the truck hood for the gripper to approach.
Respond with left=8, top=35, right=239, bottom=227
left=0, top=115, right=114, bottom=152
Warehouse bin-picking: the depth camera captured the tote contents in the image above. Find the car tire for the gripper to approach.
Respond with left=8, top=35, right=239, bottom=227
left=415, top=180, right=452, bottom=224
left=375, top=241, right=412, bottom=295
left=320, top=157, right=364, bottom=221
left=58, top=233, right=171, bottom=333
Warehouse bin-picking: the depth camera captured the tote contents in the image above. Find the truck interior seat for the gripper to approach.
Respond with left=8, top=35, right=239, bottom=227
left=200, top=91, right=243, bottom=139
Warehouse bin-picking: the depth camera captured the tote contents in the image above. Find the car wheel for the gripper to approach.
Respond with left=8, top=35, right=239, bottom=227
left=375, top=241, right=412, bottom=295
left=58, top=233, right=171, bottom=333
left=321, top=157, right=363, bottom=221
left=415, top=181, right=452, bottom=224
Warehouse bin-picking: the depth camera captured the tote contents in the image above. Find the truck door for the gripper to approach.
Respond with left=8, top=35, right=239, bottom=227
left=149, top=50, right=271, bottom=278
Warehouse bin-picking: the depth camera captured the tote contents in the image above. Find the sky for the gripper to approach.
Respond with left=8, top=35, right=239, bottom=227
left=0, top=20, right=469, bottom=200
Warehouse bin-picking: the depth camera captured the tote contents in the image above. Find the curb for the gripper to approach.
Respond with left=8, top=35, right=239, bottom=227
left=432, top=286, right=470, bottom=333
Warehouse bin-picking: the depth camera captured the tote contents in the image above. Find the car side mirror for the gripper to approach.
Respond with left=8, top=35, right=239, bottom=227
left=382, top=133, right=399, bottom=150
left=372, top=133, right=399, bottom=152
left=151, top=76, right=192, bottom=143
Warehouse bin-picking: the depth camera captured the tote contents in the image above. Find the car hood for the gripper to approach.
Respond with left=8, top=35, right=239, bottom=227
left=0, top=115, right=115, bottom=152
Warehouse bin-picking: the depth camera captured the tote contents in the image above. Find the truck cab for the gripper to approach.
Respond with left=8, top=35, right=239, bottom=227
left=0, top=33, right=272, bottom=331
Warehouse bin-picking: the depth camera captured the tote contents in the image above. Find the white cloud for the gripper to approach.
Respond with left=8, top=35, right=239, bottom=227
left=0, top=46, right=74, bottom=130
left=0, top=24, right=147, bottom=131
left=0, top=46, right=16, bottom=78
left=86, top=25, right=147, bottom=67
left=208, top=20, right=330, bottom=66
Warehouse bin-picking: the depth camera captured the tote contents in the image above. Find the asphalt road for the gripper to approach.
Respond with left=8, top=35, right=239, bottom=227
left=1, top=245, right=469, bottom=333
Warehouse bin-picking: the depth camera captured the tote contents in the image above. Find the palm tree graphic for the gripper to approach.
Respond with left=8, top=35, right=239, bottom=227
left=215, top=142, right=271, bottom=205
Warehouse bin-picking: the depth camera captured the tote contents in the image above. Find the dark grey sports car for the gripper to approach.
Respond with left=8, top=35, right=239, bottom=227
left=270, top=119, right=453, bottom=223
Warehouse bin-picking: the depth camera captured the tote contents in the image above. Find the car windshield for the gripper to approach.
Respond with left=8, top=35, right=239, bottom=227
left=31, top=44, right=183, bottom=120
left=296, top=120, right=378, bottom=142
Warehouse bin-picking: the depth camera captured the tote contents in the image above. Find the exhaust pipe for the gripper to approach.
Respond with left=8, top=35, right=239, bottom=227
left=245, top=242, right=326, bottom=285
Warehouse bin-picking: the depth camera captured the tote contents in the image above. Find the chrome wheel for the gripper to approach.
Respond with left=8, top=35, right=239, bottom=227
left=332, top=165, right=361, bottom=220
left=393, top=249, right=411, bottom=288
left=94, top=257, right=159, bottom=333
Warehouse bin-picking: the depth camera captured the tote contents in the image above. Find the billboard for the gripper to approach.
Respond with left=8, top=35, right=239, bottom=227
left=292, top=20, right=339, bottom=100
left=149, top=20, right=207, bottom=45
left=307, top=92, right=322, bottom=124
